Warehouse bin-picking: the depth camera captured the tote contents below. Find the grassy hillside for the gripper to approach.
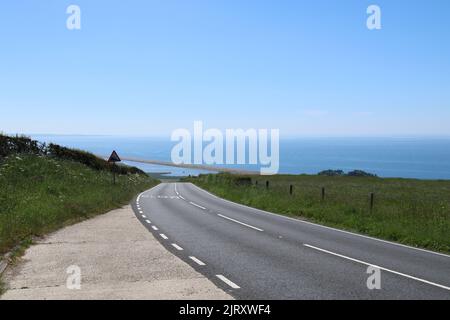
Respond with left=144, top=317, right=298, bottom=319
left=0, top=154, right=158, bottom=255
left=184, top=174, right=450, bottom=253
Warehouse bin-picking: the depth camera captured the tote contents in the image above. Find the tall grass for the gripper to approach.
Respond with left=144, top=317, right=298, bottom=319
left=184, top=174, right=450, bottom=253
left=0, top=155, right=158, bottom=255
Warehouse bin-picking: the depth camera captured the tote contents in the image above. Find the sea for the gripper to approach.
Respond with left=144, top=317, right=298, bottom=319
left=29, top=135, right=450, bottom=180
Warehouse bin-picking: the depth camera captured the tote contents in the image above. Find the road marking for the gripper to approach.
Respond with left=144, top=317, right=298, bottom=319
left=303, top=244, right=450, bottom=291
left=172, top=243, right=183, bottom=251
left=217, top=214, right=264, bottom=232
left=188, top=183, right=450, bottom=259
left=189, top=201, right=206, bottom=210
left=160, top=234, right=168, bottom=240
left=151, top=226, right=159, bottom=231
left=189, top=256, right=206, bottom=266
left=216, top=275, right=240, bottom=289
left=139, top=210, right=143, bottom=214
left=179, top=195, right=185, bottom=200
left=141, top=215, right=146, bottom=218
left=145, top=220, right=151, bottom=224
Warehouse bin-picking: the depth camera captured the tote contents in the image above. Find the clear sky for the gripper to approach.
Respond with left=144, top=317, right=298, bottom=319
left=1, top=0, right=449, bottom=136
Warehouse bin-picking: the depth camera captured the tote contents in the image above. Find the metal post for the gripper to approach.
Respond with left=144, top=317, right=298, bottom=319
left=266, top=181, right=269, bottom=189
left=290, top=185, right=293, bottom=195
left=321, top=187, right=325, bottom=201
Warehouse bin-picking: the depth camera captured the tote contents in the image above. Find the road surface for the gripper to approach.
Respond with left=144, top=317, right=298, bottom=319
left=133, top=182, right=450, bottom=299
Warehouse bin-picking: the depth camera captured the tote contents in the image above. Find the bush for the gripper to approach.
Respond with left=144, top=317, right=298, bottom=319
left=318, top=169, right=377, bottom=178
left=0, top=135, right=45, bottom=157
left=318, top=170, right=345, bottom=176
left=347, top=170, right=377, bottom=177
left=0, top=134, right=145, bottom=175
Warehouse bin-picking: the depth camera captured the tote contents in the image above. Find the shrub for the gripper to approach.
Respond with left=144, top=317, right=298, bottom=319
left=0, top=134, right=145, bottom=175
left=318, top=170, right=345, bottom=176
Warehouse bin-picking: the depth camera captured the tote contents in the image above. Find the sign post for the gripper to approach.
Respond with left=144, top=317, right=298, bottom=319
left=107, top=150, right=121, bottom=185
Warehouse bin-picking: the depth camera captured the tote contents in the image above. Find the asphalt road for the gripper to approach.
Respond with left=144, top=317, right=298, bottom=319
left=133, top=182, right=450, bottom=300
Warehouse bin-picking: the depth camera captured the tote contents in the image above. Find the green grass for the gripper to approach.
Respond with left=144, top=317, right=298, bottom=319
left=0, top=154, right=158, bottom=255
left=184, top=174, right=450, bottom=253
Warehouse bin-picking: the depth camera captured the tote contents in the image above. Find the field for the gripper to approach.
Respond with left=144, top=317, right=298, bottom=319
left=0, top=154, right=158, bottom=255
left=184, top=174, right=450, bottom=253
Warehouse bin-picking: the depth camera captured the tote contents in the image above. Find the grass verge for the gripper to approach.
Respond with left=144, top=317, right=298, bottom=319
left=184, top=174, right=450, bottom=254
left=0, top=154, right=158, bottom=256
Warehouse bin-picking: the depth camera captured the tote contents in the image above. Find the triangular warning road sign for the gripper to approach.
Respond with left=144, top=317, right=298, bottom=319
left=108, top=150, right=121, bottom=163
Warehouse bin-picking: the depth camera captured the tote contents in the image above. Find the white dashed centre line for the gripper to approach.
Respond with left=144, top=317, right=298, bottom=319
left=171, top=243, right=184, bottom=251
left=160, top=234, right=168, bottom=240
left=189, top=256, right=206, bottom=266
left=216, top=275, right=240, bottom=289
left=303, top=244, right=450, bottom=291
left=189, top=202, right=206, bottom=210
left=217, top=214, right=264, bottom=232
left=151, top=226, right=159, bottom=231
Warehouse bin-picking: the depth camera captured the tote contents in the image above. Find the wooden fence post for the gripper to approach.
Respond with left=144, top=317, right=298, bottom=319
left=370, top=192, right=375, bottom=212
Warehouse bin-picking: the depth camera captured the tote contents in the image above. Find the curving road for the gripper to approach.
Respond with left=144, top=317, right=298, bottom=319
left=133, top=182, right=450, bottom=300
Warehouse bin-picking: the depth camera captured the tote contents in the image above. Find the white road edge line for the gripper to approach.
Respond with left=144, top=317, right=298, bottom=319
left=217, top=214, right=264, bottom=232
left=216, top=275, right=240, bottom=289
left=189, top=201, right=206, bottom=210
left=303, top=244, right=450, bottom=291
left=189, top=183, right=450, bottom=259
left=145, top=220, right=151, bottom=224
left=179, top=195, right=185, bottom=200
left=160, top=234, right=168, bottom=240
left=172, top=243, right=183, bottom=251
left=152, top=226, right=159, bottom=231
left=189, top=256, right=206, bottom=266
left=141, top=215, right=146, bottom=218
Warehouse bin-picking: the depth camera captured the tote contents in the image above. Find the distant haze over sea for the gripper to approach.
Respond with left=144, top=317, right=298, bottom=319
left=29, top=135, right=450, bottom=180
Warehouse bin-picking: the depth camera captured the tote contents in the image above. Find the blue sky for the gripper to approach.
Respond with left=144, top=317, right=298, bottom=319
left=1, top=0, right=449, bottom=136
